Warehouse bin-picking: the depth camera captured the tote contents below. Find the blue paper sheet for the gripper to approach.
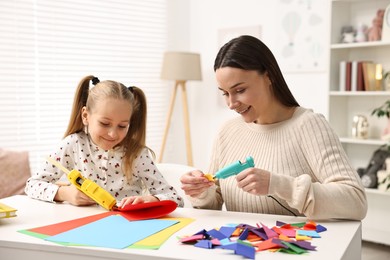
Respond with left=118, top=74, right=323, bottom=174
left=45, top=215, right=178, bottom=249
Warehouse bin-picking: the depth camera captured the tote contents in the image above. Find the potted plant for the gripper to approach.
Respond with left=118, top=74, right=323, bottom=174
left=372, top=100, right=390, bottom=141
left=384, top=71, right=390, bottom=91
left=372, top=100, right=390, bottom=118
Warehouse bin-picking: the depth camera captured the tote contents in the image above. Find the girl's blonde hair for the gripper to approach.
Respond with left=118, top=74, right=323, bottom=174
left=64, top=75, right=154, bottom=181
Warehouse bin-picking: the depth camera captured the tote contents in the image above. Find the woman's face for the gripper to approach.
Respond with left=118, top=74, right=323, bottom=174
left=82, top=98, right=132, bottom=150
left=216, top=67, right=273, bottom=124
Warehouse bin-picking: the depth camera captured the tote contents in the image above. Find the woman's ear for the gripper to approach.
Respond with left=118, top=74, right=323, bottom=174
left=81, top=106, right=88, bottom=125
left=263, top=71, right=272, bottom=87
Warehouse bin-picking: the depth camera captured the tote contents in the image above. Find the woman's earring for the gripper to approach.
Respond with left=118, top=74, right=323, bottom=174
left=84, top=125, right=88, bottom=134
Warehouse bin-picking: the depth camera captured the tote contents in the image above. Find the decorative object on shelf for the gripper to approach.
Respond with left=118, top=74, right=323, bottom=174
left=371, top=100, right=390, bottom=141
left=377, top=158, right=390, bottom=192
left=358, top=146, right=390, bottom=189
left=159, top=52, right=202, bottom=166
left=351, top=115, right=369, bottom=139
left=340, top=25, right=355, bottom=43
left=382, top=4, right=390, bottom=42
left=366, top=9, right=385, bottom=41
left=355, top=23, right=367, bottom=42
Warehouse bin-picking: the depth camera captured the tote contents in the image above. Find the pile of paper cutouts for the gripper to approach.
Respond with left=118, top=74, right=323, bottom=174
left=179, top=220, right=327, bottom=259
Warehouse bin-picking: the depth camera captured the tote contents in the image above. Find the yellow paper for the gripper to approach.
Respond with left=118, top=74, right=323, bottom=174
left=295, top=233, right=312, bottom=241
left=128, top=217, right=194, bottom=249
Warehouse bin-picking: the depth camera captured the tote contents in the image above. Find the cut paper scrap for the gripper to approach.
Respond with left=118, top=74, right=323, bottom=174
left=236, top=240, right=256, bottom=259
left=261, top=222, right=278, bottom=239
left=208, top=228, right=229, bottom=240
left=178, top=220, right=325, bottom=258
left=280, top=241, right=307, bottom=254
left=128, top=217, right=194, bottom=249
left=279, top=228, right=296, bottom=238
left=255, top=238, right=285, bottom=251
left=219, top=226, right=236, bottom=238
left=195, top=239, right=213, bottom=249
left=297, top=230, right=321, bottom=238
left=45, top=215, right=178, bottom=249
left=295, top=233, right=312, bottom=241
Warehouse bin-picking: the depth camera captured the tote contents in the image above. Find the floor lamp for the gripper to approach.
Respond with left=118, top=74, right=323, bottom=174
left=158, top=52, right=202, bottom=166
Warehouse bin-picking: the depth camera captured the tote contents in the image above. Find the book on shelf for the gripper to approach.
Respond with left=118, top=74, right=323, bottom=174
left=361, top=61, right=382, bottom=91
left=357, top=61, right=364, bottom=91
left=345, top=61, right=352, bottom=91
left=351, top=61, right=358, bottom=91
left=0, top=202, right=17, bottom=218
left=339, top=61, right=347, bottom=91
left=339, top=60, right=382, bottom=92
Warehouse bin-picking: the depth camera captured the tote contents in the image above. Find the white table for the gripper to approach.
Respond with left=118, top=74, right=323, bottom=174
left=0, top=195, right=361, bottom=260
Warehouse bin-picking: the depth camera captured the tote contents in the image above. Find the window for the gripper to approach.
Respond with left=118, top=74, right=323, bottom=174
left=0, top=0, right=168, bottom=173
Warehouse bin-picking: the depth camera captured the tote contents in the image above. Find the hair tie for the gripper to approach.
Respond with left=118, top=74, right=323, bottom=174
left=128, top=86, right=134, bottom=93
left=92, top=77, right=100, bottom=85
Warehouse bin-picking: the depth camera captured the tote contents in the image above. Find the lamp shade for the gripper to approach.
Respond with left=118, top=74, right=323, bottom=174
left=161, top=52, right=202, bottom=81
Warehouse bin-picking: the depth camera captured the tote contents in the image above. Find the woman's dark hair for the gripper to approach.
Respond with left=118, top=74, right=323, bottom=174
left=214, top=35, right=299, bottom=107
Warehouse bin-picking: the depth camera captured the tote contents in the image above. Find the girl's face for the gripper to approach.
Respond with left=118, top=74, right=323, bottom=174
left=82, top=98, right=132, bottom=150
left=216, top=67, right=274, bottom=124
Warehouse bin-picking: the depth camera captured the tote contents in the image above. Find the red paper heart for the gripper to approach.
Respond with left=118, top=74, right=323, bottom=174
left=114, top=200, right=177, bottom=220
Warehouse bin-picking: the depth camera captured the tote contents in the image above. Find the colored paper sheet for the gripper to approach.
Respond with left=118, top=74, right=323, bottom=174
left=290, top=240, right=317, bottom=251
left=195, top=240, right=213, bottom=249
left=281, top=241, right=307, bottom=254
left=238, top=228, right=249, bottom=240
left=255, top=238, right=282, bottom=251
left=295, top=233, right=312, bottom=241
left=180, top=234, right=205, bottom=243
left=251, top=228, right=268, bottom=240
left=246, top=233, right=262, bottom=242
left=210, top=238, right=221, bottom=246
left=280, top=228, right=296, bottom=238
left=129, top=217, right=194, bottom=249
left=45, top=215, right=178, bottom=249
left=27, top=211, right=113, bottom=236
left=297, top=230, right=321, bottom=238
left=261, top=223, right=278, bottom=239
left=219, top=226, right=236, bottom=238
left=208, top=228, right=229, bottom=240
left=235, top=241, right=255, bottom=259
left=316, top=224, right=327, bottom=233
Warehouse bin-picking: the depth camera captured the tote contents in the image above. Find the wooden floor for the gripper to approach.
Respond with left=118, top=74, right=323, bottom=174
left=362, top=241, right=390, bottom=260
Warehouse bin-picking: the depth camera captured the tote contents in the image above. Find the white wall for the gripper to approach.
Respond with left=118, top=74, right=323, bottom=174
left=162, top=0, right=330, bottom=171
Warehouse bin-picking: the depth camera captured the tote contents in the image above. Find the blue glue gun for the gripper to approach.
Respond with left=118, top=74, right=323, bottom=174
left=214, top=156, right=254, bottom=179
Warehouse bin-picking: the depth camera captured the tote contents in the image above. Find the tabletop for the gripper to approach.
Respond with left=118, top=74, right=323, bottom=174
left=0, top=195, right=361, bottom=260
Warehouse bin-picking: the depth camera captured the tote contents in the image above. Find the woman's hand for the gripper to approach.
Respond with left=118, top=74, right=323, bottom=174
left=118, top=195, right=159, bottom=208
left=236, top=168, right=271, bottom=195
left=55, top=185, right=96, bottom=206
left=180, top=170, right=215, bottom=198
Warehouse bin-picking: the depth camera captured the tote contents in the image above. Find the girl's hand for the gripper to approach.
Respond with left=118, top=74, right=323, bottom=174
left=180, top=170, right=215, bottom=198
left=235, top=168, right=271, bottom=195
left=55, top=185, right=96, bottom=206
left=118, top=195, right=159, bottom=208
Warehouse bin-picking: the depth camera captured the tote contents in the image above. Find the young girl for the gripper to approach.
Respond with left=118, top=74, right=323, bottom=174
left=25, top=75, right=184, bottom=208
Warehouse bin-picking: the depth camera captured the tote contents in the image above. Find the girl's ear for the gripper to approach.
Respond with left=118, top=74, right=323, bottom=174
left=81, top=106, right=88, bottom=125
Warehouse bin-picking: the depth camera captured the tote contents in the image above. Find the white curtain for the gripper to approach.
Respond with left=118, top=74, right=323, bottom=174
left=0, top=0, right=168, bottom=173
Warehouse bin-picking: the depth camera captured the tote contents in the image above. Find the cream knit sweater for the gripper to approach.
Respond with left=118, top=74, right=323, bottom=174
left=190, top=107, right=367, bottom=220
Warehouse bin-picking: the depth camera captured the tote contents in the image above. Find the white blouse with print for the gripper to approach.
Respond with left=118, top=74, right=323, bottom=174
left=25, top=132, right=184, bottom=207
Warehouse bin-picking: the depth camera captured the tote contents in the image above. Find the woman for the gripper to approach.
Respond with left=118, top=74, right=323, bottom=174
left=180, top=35, right=367, bottom=220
